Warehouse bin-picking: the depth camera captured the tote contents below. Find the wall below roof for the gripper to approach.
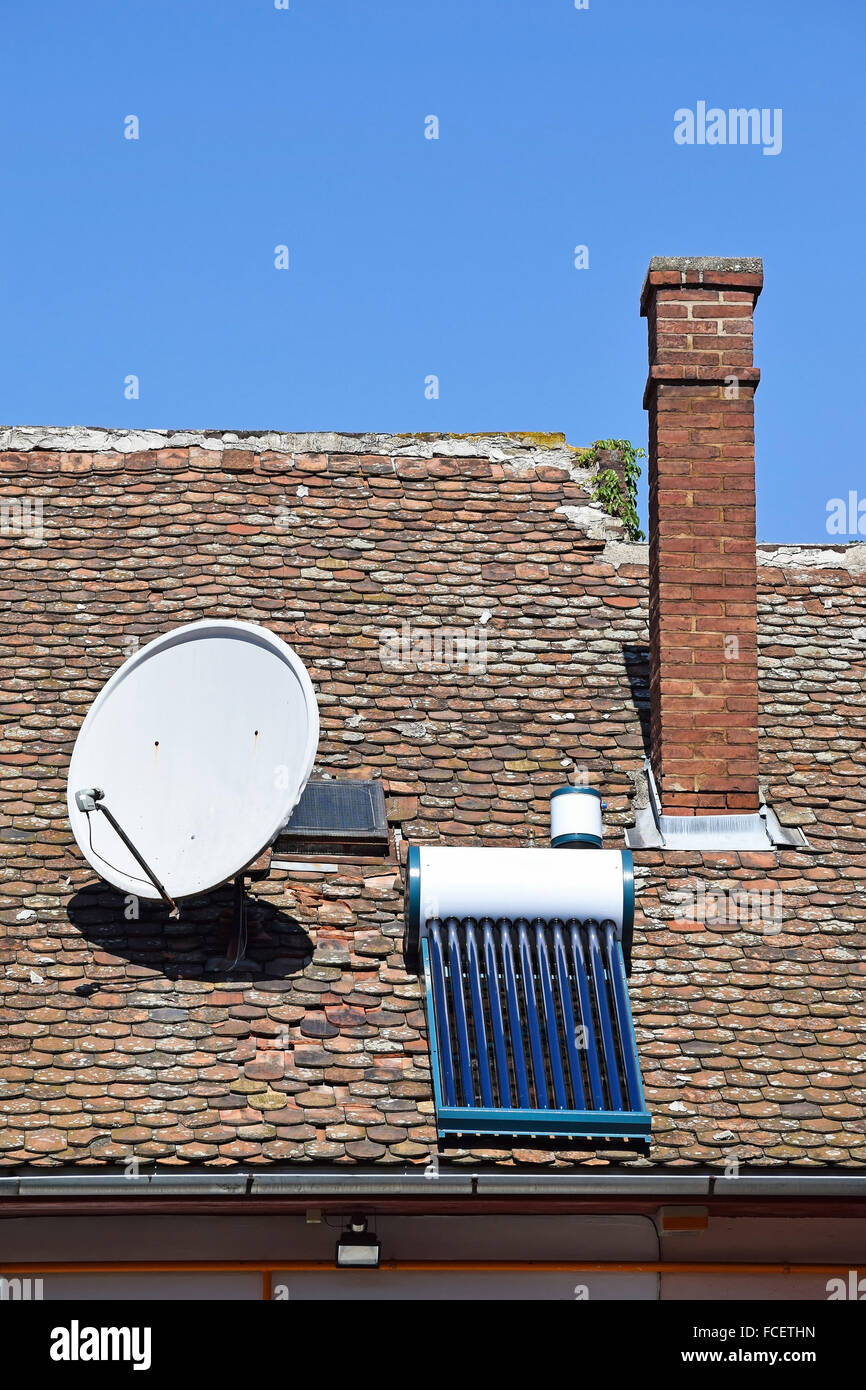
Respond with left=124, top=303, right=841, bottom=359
left=1, top=1210, right=862, bottom=1301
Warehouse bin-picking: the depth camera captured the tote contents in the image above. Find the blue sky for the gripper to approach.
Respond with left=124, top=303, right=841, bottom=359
left=2, top=0, right=863, bottom=541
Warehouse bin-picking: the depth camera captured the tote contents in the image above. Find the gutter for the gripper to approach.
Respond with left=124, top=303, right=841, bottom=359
left=2, top=1169, right=866, bottom=1200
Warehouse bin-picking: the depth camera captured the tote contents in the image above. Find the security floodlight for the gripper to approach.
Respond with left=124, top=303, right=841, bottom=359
left=335, top=1216, right=380, bottom=1268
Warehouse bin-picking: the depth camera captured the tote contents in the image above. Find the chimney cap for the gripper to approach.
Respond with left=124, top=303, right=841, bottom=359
left=640, top=256, right=763, bottom=315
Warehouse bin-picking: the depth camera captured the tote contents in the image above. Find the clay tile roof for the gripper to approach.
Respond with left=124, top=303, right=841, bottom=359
left=1, top=431, right=864, bottom=1174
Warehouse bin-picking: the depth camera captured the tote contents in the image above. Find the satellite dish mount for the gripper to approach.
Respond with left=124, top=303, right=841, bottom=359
left=74, top=786, right=179, bottom=916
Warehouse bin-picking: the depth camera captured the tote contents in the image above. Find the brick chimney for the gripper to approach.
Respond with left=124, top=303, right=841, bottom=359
left=640, top=256, right=763, bottom=815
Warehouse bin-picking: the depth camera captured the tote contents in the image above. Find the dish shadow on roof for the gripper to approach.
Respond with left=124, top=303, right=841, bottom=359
left=67, top=880, right=314, bottom=984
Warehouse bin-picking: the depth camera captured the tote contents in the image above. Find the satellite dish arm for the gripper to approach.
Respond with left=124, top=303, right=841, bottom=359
left=75, top=788, right=179, bottom=917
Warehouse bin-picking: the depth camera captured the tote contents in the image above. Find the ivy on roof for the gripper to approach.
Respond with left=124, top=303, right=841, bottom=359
left=577, top=439, right=646, bottom=542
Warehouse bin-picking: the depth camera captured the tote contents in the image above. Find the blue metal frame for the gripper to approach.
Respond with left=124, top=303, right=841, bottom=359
left=434, top=1106, right=651, bottom=1140
left=405, top=845, right=421, bottom=933
left=403, top=845, right=423, bottom=966
left=622, top=848, right=635, bottom=940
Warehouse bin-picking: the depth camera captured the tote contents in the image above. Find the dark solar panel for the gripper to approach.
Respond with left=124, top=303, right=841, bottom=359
left=422, top=915, right=650, bottom=1141
left=276, top=779, right=389, bottom=853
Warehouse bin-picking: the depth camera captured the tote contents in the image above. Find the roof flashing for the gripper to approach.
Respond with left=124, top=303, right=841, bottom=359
left=625, top=761, right=809, bottom=851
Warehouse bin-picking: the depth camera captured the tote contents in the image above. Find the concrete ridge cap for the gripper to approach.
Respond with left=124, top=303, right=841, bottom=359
left=758, top=543, right=866, bottom=574
left=0, top=424, right=584, bottom=461
left=602, top=541, right=866, bottom=574
left=602, top=539, right=649, bottom=567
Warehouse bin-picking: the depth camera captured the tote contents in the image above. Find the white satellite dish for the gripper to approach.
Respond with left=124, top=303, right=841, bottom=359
left=66, top=620, right=319, bottom=907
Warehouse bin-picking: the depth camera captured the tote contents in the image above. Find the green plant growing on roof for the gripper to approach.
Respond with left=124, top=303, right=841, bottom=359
left=577, top=438, right=646, bottom=542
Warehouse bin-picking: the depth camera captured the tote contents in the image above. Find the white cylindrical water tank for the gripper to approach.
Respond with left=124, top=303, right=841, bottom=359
left=404, top=844, right=633, bottom=944
left=550, top=786, right=603, bottom=849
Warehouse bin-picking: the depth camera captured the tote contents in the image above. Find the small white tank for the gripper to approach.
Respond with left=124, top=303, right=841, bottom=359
left=550, top=786, right=603, bottom=849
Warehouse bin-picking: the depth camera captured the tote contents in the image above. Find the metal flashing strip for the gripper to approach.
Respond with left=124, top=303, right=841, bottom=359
left=657, top=812, right=774, bottom=851
left=625, top=760, right=808, bottom=850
